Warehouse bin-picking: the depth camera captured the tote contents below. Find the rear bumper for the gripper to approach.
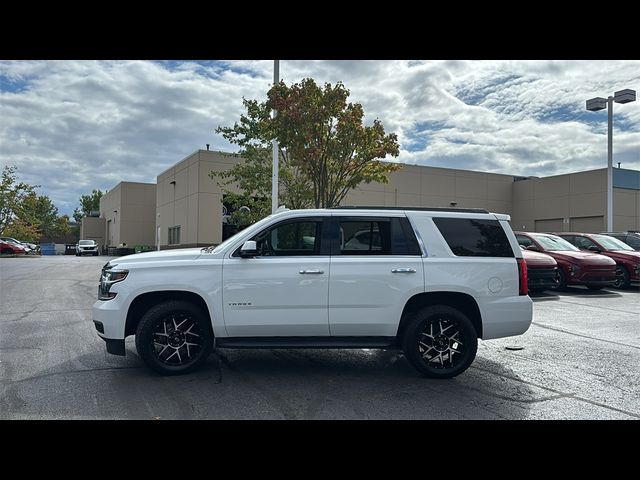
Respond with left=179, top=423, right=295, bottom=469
left=480, top=295, right=533, bottom=340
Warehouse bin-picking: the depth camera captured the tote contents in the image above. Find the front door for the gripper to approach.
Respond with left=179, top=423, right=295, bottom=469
left=222, top=217, right=330, bottom=337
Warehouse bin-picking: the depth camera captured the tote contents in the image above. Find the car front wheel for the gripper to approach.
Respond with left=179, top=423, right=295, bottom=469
left=613, top=266, right=630, bottom=289
left=135, top=300, right=214, bottom=375
left=402, top=305, right=478, bottom=379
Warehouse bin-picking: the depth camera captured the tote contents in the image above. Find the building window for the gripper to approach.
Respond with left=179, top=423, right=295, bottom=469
left=168, top=226, right=181, bottom=245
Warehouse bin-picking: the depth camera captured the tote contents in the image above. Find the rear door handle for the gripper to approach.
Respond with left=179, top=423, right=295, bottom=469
left=299, top=269, right=324, bottom=274
left=392, top=268, right=417, bottom=273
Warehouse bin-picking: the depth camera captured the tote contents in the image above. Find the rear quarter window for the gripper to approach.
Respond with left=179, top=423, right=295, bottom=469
left=433, top=218, right=514, bottom=257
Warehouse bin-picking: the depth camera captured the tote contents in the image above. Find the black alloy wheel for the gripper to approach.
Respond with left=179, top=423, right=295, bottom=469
left=552, top=268, right=567, bottom=291
left=402, top=305, right=478, bottom=379
left=135, top=300, right=214, bottom=375
left=613, top=266, right=630, bottom=289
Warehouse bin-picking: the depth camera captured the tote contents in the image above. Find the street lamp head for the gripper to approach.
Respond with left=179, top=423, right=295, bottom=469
left=586, top=97, right=607, bottom=111
left=614, top=89, right=636, bottom=104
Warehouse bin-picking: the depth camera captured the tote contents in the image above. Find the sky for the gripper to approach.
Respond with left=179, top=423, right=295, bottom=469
left=1, top=60, right=639, bottom=217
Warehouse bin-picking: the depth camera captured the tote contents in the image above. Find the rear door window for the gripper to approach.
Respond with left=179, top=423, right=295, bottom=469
left=334, top=217, right=421, bottom=256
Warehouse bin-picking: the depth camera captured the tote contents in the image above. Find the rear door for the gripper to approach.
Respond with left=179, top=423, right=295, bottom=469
left=327, top=215, right=424, bottom=336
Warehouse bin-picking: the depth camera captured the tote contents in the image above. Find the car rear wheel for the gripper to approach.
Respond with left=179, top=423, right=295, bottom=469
left=402, top=305, right=478, bottom=379
left=135, top=300, right=214, bottom=375
left=613, top=266, right=630, bottom=289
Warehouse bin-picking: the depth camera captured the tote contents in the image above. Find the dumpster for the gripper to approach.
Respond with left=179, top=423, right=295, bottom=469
left=41, top=243, right=55, bottom=255
left=65, top=244, right=77, bottom=255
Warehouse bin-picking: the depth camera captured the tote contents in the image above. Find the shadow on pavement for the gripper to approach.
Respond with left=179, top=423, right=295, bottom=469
left=1, top=345, right=535, bottom=419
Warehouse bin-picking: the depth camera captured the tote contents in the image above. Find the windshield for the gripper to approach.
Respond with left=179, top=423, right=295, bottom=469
left=534, top=235, right=579, bottom=252
left=592, top=234, right=635, bottom=251
left=210, top=215, right=276, bottom=254
left=79, top=240, right=95, bottom=246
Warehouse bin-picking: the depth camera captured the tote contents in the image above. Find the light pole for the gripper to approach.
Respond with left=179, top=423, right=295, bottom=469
left=586, top=88, right=636, bottom=231
left=271, top=60, right=280, bottom=214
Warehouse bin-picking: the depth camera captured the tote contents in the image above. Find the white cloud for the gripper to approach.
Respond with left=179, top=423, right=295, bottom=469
left=0, top=59, right=638, bottom=216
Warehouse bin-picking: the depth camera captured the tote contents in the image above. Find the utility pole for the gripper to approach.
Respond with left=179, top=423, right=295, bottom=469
left=271, top=60, right=279, bottom=214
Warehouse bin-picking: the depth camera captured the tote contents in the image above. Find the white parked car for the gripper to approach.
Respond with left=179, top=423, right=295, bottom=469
left=77, top=239, right=99, bottom=256
left=92, top=207, right=532, bottom=378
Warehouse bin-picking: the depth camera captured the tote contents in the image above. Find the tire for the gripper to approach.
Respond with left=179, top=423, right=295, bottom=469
left=1, top=248, right=13, bottom=255
left=402, top=305, right=478, bottom=379
left=135, top=300, right=214, bottom=375
left=613, top=266, right=630, bottom=289
left=552, top=268, right=567, bottom=291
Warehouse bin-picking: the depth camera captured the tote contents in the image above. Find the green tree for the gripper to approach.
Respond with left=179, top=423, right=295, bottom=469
left=2, top=218, right=40, bottom=243
left=73, top=189, right=104, bottom=222
left=17, top=191, right=60, bottom=240
left=212, top=145, right=313, bottom=226
left=0, top=165, right=37, bottom=235
left=213, top=78, right=401, bottom=224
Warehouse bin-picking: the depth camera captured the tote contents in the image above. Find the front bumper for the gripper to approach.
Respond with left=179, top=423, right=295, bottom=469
left=569, top=268, right=617, bottom=287
left=527, top=266, right=559, bottom=289
left=100, top=335, right=126, bottom=356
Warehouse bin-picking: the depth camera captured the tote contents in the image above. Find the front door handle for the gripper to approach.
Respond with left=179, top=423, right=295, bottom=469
left=391, top=268, right=417, bottom=273
left=299, top=269, right=324, bottom=274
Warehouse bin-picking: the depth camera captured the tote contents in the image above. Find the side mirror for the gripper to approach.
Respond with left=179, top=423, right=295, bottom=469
left=587, top=245, right=602, bottom=253
left=240, top=240, right=258, bottom=258
left=525, top=245, right=540, bottom=252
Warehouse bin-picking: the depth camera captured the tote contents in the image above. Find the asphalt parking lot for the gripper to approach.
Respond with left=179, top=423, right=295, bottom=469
left=1, top=255, right=639, bottom=420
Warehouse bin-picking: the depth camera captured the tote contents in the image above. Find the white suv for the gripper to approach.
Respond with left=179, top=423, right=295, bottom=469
left=77, top=240, right=99, bottom=256
left=92, top=207, right=532, bottom=378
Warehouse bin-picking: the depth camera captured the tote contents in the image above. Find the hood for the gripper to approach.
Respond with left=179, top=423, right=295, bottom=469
left=109, top=248, right=204, bottom=266
left=522, top=249, right=557, bottom=267
left=603, top=250, right=640, bottom=263
left=546, top=250, right=616, bottom=266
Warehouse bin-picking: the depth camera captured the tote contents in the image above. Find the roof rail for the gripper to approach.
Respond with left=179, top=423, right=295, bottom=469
left=332, top=206, right=490, bottom=214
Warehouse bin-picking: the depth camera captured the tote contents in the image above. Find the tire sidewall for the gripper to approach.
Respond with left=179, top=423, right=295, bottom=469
left=553, top=268, right=567, bottom=291
left=135, top=300, right=214, bottom=375
left=402, top=305, right=478, bottom=379
left=613, top=266, right=630, bottom=289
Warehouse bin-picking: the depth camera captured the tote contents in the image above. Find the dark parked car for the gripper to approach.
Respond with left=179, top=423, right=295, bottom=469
left=0, top=240, right=26, bottom=255
left=515, top=232, right=616, bottom=290
left=521, top=247, right=559, bottom=292
left=555, top=232, right=640, bottom=289
left=599, top=232, right=640, bottom=251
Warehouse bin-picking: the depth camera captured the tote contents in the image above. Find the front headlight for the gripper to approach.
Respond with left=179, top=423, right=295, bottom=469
left=98, top=268, right=128, bottom=300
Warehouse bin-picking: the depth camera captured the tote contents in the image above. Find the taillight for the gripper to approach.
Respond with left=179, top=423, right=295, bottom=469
left=517, top=258, right=528, bottom=296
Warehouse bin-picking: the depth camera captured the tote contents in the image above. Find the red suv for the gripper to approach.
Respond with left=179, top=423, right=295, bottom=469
left=555, top=233, right=640, bottom=289
left=515, top=232, right=616, bottom=290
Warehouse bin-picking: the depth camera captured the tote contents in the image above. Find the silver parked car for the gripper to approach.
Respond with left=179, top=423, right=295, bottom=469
left=76, top=240, right=99, bottom=256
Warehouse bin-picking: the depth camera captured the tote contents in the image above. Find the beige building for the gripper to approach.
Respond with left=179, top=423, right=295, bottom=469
left=96, top=182, right=157, bottom=249
left=153, top=149, right=639, bottom=249
left=511, top=168, right=640, bottom=232
left=79, top=216, right=106, bottom=248
left=156, top=150, right=240, bottom=249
